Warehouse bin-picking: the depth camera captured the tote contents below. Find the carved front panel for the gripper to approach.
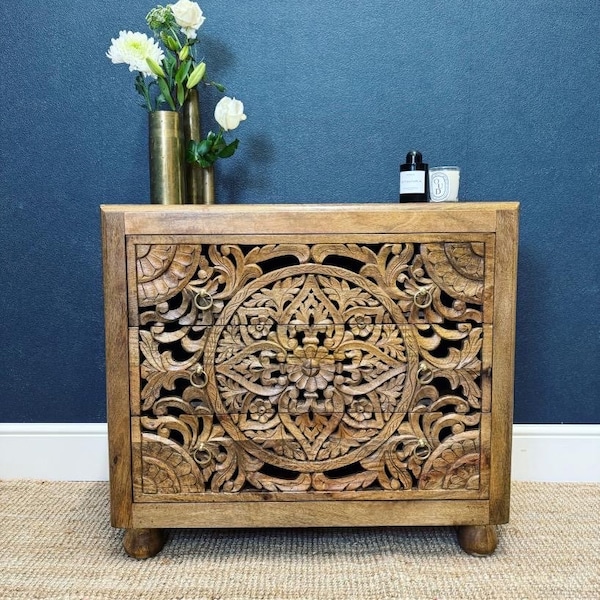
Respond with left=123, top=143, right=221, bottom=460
left=129, top=240, right=491, bottom=501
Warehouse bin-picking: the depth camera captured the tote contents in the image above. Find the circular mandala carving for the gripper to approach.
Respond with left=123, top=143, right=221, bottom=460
left=202, top=264, right=421, bottom=473
left=141, top=434, right=204, bottom=493
left=421, top=243, right=484, bottom=304
left=418, top=430, right=480, bottom=490
left=137, top=244, right=200, bottom=306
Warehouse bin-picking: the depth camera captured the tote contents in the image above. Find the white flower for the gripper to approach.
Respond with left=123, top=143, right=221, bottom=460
left=170, top=0, right=205, bottom=39
left=107, top=30, right=164, bottom=78
left=214, top=97, right=247, bottom=131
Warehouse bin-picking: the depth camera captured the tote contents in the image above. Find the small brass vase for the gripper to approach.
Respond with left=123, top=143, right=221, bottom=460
left=148, top=111, right=186, bottom=205
left=182, top=89, right=204, bottom=204
left=203, top=165, right=215, bottom=204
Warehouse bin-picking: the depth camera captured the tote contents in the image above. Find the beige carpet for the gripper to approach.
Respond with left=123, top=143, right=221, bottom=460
left=0, top=481, right=598, bottom=599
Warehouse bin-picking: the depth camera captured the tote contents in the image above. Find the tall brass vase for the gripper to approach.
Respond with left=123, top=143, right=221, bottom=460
left=148, top=111, right=186, bottom=205
left=203, top=165, right=215, bottom=204
left=182, top=89, right=204, bottom=204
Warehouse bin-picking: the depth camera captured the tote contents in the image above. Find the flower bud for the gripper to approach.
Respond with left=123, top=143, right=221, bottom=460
left=161, top=33, right=180, bottom=51
left=186, top=61, right=206, bottom=88
left=179, top=44, right=190, bottom=61
left=146, top=57, right=166, bottom=78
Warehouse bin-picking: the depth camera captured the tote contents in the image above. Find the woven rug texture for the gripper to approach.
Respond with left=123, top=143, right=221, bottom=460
left=0, top=480, right=598, bottom=600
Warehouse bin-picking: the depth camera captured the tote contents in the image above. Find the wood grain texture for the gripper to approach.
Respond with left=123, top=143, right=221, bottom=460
left=489, top=207, right=519, bottom=524
left=100, top=202, right=518, bottom=236
left=122, top=528, right=166, bottom=559
left=131, top=500, right=491, bottom=529
left=457, top=524, right=498, bottom=556
left=101, top=209, right=133, bottom=528
left=101, top=202, right=519, bottom=555
left=131, top=241, right=488, bottom=498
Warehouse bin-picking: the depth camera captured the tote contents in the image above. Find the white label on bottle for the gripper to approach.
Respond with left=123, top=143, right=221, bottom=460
left=400, top=171, right=426, bottom=194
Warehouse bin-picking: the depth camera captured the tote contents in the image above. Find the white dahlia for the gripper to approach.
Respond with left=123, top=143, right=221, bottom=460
left=106, top=30, right=165, bottom=78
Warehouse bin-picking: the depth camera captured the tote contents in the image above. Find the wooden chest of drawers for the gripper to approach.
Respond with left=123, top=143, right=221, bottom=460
left=101, top=202, right=519, bottom=558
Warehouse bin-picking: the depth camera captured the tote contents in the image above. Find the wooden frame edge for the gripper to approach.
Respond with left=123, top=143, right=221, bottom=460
left=489, top=205, right=520, bottom=523
left=101, top=207, right=134, bottom=528
left=131, top=499, right=491, bottom=529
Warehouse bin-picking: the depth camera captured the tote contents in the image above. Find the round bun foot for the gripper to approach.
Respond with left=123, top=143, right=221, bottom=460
left=123, top=528, right=167, bottom=559
left=457, top=525, right=498, bottom=556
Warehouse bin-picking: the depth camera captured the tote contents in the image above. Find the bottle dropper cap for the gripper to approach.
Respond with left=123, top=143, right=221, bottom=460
left=406, top=150, right=423, bottom=164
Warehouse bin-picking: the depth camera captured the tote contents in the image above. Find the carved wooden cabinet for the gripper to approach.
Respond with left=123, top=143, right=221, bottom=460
left=102, top=202, right=519, bottom=558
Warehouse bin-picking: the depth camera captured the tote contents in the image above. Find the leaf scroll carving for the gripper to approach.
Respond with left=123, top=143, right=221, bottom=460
left=133, top=241, right=488, bottom=498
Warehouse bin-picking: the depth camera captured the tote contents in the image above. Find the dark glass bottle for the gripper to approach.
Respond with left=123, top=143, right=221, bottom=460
left=399, top=150, right=428, bottom=203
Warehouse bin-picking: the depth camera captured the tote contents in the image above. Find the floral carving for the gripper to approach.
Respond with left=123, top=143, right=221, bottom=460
left=133, top=241, right=488, bottom=498
left=136, top=244, right=200, bottom=307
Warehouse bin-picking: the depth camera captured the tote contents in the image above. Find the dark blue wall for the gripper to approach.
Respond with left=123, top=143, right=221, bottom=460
left=1, top=1, right=598, bottom=423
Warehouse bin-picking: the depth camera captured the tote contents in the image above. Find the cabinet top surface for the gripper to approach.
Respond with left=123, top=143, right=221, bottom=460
left=101, top=201, right=519, bottom=214
left=101, top=202, right=519, bottom=236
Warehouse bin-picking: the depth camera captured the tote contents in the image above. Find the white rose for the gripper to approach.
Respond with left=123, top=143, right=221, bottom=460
left=214, top=97, right=247, bottom=131
left=170, top=0, right=205, bottom=39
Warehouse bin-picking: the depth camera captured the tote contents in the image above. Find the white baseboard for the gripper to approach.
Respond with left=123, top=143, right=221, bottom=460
left=0, top=423, right=110, bottom=481
left=511, top=424, right=600, bottom=483
left=0, top=423, right=598, bottom=482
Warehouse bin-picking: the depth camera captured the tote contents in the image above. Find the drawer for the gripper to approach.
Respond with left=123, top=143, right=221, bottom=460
left=127, top=236, right=493, bottom=504
left=131, top=318, right=491, bottom=502
left=132, top=322, right=492, bottom=416
left=131, top=413, right=490, bottom=501
left=128, top=238, right=493, bottom=328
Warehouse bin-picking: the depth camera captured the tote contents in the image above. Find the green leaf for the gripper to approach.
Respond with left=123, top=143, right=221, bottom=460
left=186, top=143, right=199, bottom=163
left=212, top=82, right=226, bottom=93
left=164, top=52, right=177, bottom=79
left=187, top=136, right=225, bottom=167
left=199, top=139, right=213, bottom=155
left=176, top=81, right=185, bottom=107
left=187, top=139, right=211, bottom=163
left=134, top=73, right=152, bottom=111
left=218, top=139, right=239, bottom=159
left=134, top=75, right=145, bottom=95
left=157, top=78, right=176, bottom=110
left=175, top=59, right=192, bottom=85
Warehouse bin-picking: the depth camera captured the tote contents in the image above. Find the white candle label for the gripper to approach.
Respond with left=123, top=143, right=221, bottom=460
left=400, top=171, right=426, bottom=194
left=429, top=168, right=460, bottom=202
left=430, top=172, right=450, bottom=200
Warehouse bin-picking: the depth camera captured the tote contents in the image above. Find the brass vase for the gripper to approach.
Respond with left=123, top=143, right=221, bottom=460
left=148, top=111, right=186, bottom=205
left=182, top=89, right=204, bottom=204
left=203, top=165, right=215, bottom=204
